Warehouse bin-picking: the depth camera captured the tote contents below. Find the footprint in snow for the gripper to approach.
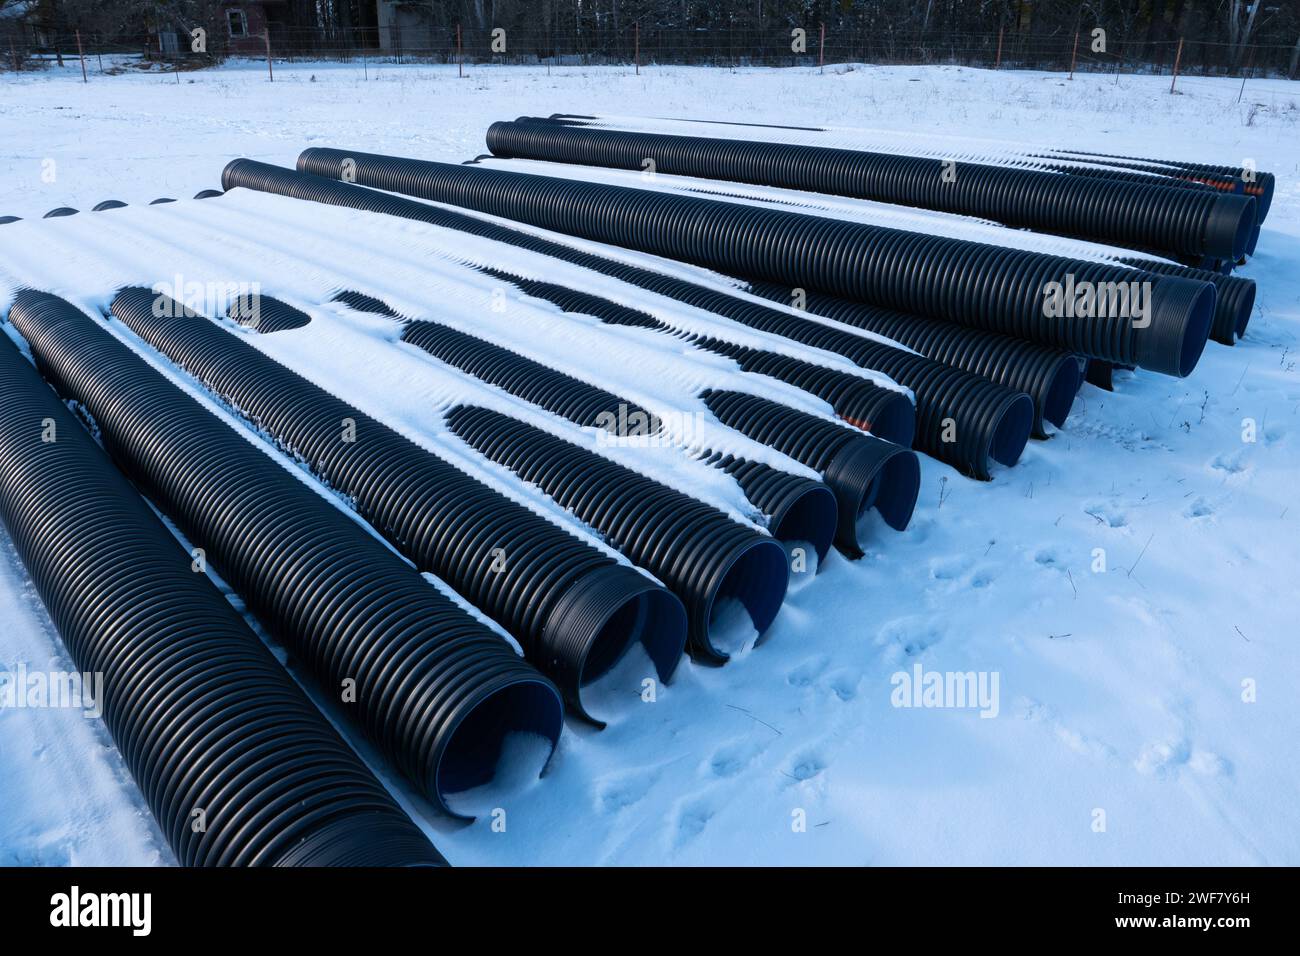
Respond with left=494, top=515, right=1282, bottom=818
left=786, top=654, right=829, bottom=688
left=671, top=795, right=716, bottom=848
left=707, top=737, right=767, bottom=778
left=929, top=554, right=972, bottom=581
left=785, top=749, right=827, bottom=782
left=593, top=767, right=659, bottom=813
left=1210, top=450, right=1249, bottom=475
left=1184, top=497, right=1215, bottom=519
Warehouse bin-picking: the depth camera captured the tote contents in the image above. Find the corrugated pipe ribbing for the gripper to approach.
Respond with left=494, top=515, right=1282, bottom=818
left=9, top=290, right=565, bottom=818
left=0, top=311, right=445, bottom=867
left=484, top=118, right=1257, bottom=261
left=216, top=161, right=1026, bottom=479
left=108, top=287, right=686, bottom=724
left=443, top=404, right=790, bottom=664
left=288, top=148, right=1218, bottom=379
left=743, top=281, right=1081, bottom=440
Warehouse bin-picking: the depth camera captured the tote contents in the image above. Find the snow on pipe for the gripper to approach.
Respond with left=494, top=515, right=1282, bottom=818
left=486, top=118, right=1258, bottom=262
left=744, top=281, right=1081, bottom=440
left=108, top=287, right=686, bottom=723
left=289, top=148, right=1218, bottom=379
left=477, top=268, right=1024, bottom=481
left=227, top=292, right=311, bottom=332
left=216, top=161, right=1020, bottom=480
left=467, top=150, right=1255, bottom=348
left=1037, top=148, right=1275, bottom=222
left=10, top=290, right=564, bottom=817
left=443, top=404, right=791, bottom=664
left=553, top=116, right=1276, bottom=226
left=0, top=300, right=446, bottom=867
left=698, top=390, right=921, bottom=558
left=390, top=311, right=840, bottom=561
left=394, top=279, right=919, bottom=553
left=469, top=268, right=917, bottom=448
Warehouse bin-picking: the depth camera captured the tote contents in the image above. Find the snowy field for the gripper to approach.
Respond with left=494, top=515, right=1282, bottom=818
left=1, top=58, right=1298, bottom=867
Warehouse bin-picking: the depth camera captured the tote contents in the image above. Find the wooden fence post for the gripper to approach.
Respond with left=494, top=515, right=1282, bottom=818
left=635, top=21, right=639, bottom=75
left=819, top=22, right=825, bottom=73
left=1169, top=36, right=1184, bottom=93
left=75, top=30, right=87, bottom=82
left=264, top=31, right=273, bottom=82
left=1069, top=29, right=1079, bottom=79
left=995, top=25, right=1004, bottom=70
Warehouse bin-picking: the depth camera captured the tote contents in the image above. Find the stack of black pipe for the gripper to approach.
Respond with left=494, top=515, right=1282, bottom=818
left=289, top=146, right=1217, bottom=383
left=219, top=160, right=1035, bottom=480
left=484, top=117, right=1258, bottom=264
left=0, top=294, right=444, bottom=867
left=7, top=290, right=566, bottom=820
left=107, top=287, right=688, bottom=712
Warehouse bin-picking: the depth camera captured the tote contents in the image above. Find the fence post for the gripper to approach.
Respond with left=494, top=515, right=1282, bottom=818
left=75, top=30, right=87, bottom=82
left=635, top=22, right=639, bottom=75
left=1169, top=36, right=1183, bottom=93
left=1237, top=46, right=1255, bottom=103
left=994, top=25, right=1003, bottom=70
left=1068, top=29, right=1078, bottom=79
left=457, top=23, right=463, bottom=77
left=819, top=22, right=825, bottom=73
left=264, top=31, right=273, bottom=82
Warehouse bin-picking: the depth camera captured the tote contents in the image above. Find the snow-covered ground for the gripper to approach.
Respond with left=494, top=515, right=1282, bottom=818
left=1, top=59, right=1297, bottom=866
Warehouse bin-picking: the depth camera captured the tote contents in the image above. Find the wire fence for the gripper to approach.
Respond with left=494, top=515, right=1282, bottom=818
left=3, top=25, right=1298, bottom=82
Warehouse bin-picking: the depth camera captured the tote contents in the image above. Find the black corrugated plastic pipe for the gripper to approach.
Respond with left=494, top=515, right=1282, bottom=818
left=228, top=292, right=311, bottom=332
left=217, top=161, right=1024, bottom=479
left=290, top=148, right=1218, bottom=379
left=396, top=277, right=919, bottom=552
left=699, top=390, right=920, bottom=558
left=0, top=316, right=444, bottom=867
left=744, top=281, right=1081, bottom=439
left=395, top=315, right=843, bottom=560
left=109, top=287, right=686, bottom=723
left=443, top=405, right=790, bottom=664
left=470, top=267, right=917, bottom=447
left=545, top=115, right=1276, bottom=226
left=473, top=267, right=1024, bottom=479
left=1114, top=257, right=1256, bottom=344
left=8, top=291, right=564, bottom=817
left=1045, top=148, right=1275, bottom=222
left=486, top=118, right=1257, bottom=261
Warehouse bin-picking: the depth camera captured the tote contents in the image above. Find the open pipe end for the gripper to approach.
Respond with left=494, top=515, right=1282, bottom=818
left=543, top=564, right=688, bottom=723
left=988, top=393, right=1036, bottom=467
left=1139, top=276, right=1217, bottom=378
left=860, top=390, right=917, bottom=447
left=1041, top=356, right=1084, bottom=431
left=767, top=481, right=838, bottom=564
left=825, top=438, right=921, bottom=557
left=432, top=673, right=564, bottom=821
left=1234, top=280, right=1257, bottom=339
left=696, top=536, right=790, bottom=662
left=1205, top=194, right=1257, bottom=261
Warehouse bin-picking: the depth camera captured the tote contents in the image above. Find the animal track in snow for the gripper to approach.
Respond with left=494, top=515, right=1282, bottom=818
left=707, top=737, right=767, bottom=778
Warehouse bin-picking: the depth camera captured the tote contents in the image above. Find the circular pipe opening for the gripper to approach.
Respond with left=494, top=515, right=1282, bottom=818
left=580, top=586, right=687, bottom=688
left=434, top=678, right=563, bottom=803
left=769, top=483, right=838, bottom=563
left=1234, top=281, right=1257, bottom=338
left=989, top=393, right=1036, bottom=466
left=868, top=392, right=917, bottom=447
left=1042, top=358, right=1083, bottom=429
left=871, top=450, right=921, bottom=531
left=702, top=537, right=790, bottom=658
